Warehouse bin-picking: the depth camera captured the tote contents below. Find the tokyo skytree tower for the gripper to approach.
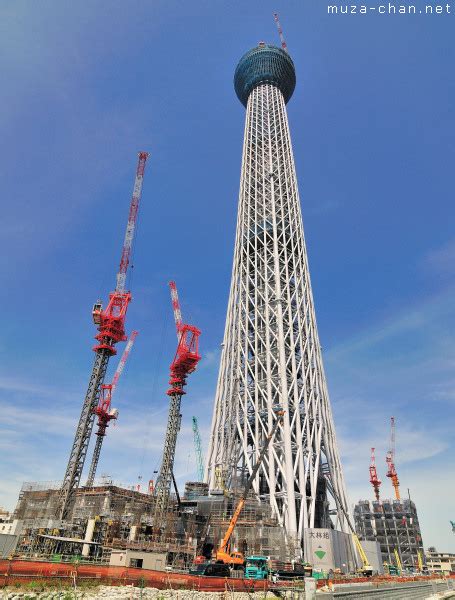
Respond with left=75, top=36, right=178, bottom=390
left=206, top=44, right=351, bottom=546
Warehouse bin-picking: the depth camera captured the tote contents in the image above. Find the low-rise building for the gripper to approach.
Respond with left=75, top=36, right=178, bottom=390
left=425, top=547, right=455, bottom=575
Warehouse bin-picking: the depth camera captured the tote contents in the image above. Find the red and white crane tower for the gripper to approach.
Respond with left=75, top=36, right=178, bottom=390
left=58, top=152, right=149, bottom=520
left=369, top=447, right=382, bottom=501
left=273, top=13, right=288, bottom=53
left=86, top=330, right=138, bottom=487
left=154, top=281, right=201, bottom=522
left=386, top=416, right=401, bottom=500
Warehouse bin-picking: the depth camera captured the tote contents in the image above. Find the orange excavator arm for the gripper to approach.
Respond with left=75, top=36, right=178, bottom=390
left=218, top=498, right=245, bottom=554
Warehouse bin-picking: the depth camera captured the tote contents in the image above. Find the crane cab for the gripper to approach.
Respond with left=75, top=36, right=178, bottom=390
left=92, top=301, right=103, bottom=325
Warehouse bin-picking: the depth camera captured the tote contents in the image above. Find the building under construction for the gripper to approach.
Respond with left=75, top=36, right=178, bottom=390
left=354, top=499, right=425, bottom=570
left=10, top=479, right=293, bottom=568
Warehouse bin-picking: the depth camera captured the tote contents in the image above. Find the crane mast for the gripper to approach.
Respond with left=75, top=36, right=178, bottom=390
left=58, top=152, right=149, bottom=520
left=192, top=416, right=204, bottom=482
left=154, top=281, right=201, bottom=524
left=86, top=330, right=138, bottom=487
left=369, top=447, right=382, bottom=501
left=386, top=416, right=400, bottom=500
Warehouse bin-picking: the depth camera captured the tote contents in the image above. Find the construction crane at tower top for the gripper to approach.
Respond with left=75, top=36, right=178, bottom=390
left=273, top=12, right=288, bottom=53
left=86, top=330, right=139, bottom=487
left=386, top=416, right=400, bottom=500
left=58, top=152, right=149, bottom=521
left=154, top=281, right=201, bottom=524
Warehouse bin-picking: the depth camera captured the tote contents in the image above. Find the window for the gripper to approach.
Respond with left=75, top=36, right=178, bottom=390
left=129, top=558, right=143, bottom=569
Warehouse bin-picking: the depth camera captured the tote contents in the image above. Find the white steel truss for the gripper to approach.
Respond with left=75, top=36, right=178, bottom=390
left=206, top=82, right=351, bottom=548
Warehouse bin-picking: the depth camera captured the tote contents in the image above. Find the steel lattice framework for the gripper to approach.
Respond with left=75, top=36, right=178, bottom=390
left=206, top=45, right=350, bottom=548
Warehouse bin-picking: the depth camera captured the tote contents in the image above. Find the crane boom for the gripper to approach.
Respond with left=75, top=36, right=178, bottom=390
left=273, top=13, right=288, bottom=53
left=386, top=416, right=400, bottom=500
left=111, top=330, right=138, bottom=392
left=86, top=330, right=138, bottom=487
left=59, top=153, right=148, bottom=520
left=169, top=281, right=183, bottom=337
left=394, top=548, right=402, bottom=573
left=116, top=152, right=149, bottom=293
left=323, top=473, right=373, bottom=576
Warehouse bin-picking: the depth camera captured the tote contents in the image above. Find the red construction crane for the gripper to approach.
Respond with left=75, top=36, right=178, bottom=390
left=273, top=13, right=288, bottom=53
left=154, top=281, right=201, bottom=522
left=86, top=330, right=138, bottom=487
left=58, top=152, right=149, bottom=520
left=369, top=447, right=382, bottom=501
left=386, top=416, right=400, bottom=500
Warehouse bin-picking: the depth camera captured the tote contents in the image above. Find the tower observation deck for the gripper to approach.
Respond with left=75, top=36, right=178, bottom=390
left=206, top=44, right=351, bottom=554
left=234, top=44, right=296, bottom=107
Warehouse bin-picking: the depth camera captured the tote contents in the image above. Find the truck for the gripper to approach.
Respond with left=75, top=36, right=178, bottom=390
left=245, top=556, right=269, bottom=580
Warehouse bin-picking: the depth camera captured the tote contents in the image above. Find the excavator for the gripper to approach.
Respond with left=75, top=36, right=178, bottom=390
left=214, top=411, right=284, bottom=568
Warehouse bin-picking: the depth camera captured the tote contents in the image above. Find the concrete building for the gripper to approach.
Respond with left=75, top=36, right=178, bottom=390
left=354, top=499, right=424, bottom=570
left=425, top=547, right=455, bottom=575
left=110, top=550, right=167, bottom=570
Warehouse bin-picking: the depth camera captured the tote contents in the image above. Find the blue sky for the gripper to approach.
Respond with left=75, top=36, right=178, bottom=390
left=0, top=1, right=454, bottom=552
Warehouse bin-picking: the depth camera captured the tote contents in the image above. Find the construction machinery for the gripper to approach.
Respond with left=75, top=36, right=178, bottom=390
left=58, top=152, right=149, bottom=520
left=369, top=447, right=382, bottom=501
left=273, top=12, right=288, bottom=52
left=323, top=475, right=374, bottom=576
left=394, top=548, right=402, bottom=574
left=386, top=417, right=400, bottom=500
left=417, top=550, right=424, bottom=572
left=214, top=411, right=284, bottom=567
left=85, top=330, right=138, bottom=487
left=352, top=534, right=374, bottom=577
left=192, top=416, right=204, bottom=482
left=154, top=281, right=201, bottom=522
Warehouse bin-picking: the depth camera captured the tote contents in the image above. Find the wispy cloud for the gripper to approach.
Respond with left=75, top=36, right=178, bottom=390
left=421, top=238, right=455, bottom=277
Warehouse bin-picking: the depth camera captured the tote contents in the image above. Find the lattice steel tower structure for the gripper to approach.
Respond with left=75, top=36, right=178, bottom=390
left=206, top=44, right=351, bottom=548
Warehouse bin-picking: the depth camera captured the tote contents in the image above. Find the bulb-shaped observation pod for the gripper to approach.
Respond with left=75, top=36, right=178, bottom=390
left=234, top=44, right=296, bottom=107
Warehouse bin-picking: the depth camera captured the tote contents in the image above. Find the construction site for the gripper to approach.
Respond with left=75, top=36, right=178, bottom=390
left=0, top=14, right=450, bottom=600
